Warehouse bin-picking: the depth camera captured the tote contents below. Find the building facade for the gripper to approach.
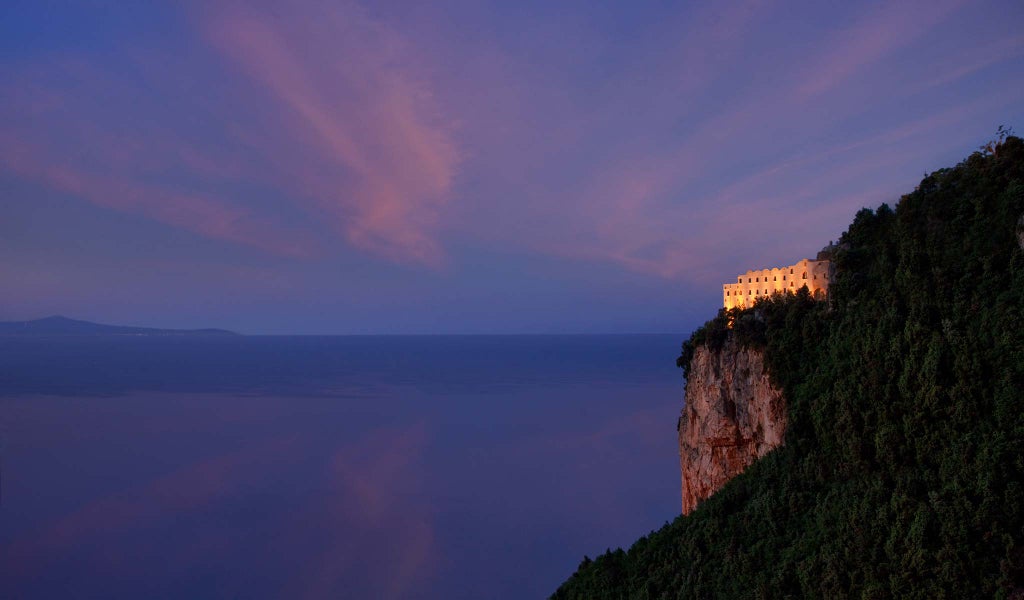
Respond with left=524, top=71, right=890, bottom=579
left=722, top=259, right=832, bottom=310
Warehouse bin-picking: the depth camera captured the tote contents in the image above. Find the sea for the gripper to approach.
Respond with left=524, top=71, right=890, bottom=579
left=0, top=334, right=684, bottom=599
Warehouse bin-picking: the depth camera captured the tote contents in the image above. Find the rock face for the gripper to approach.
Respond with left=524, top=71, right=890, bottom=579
left=678, top=336, right=787, bottom=515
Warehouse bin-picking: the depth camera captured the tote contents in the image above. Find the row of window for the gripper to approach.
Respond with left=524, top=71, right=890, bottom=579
left=738, top=268, right=799, bottom=283
left=726, top=282, right=804, bottom=296
left=738, top=272, right=824, bottom=284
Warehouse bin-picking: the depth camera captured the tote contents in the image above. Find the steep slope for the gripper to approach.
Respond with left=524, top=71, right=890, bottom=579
left=679, top=338, right=785, bottom=515
left=553, top=135, right=1024, bottom=599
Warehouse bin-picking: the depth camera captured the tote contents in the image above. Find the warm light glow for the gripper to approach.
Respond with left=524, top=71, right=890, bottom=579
left=722, top=259, right=832, bottom=309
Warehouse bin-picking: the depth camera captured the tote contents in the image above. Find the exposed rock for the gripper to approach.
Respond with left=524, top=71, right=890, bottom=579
left=678, top=335, right=786, bottom=515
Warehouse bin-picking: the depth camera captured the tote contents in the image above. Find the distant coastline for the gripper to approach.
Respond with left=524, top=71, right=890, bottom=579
left=0, top=316, right=237, bottom=336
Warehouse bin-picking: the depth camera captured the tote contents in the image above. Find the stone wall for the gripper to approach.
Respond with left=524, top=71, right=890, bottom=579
left=722, top=259, right=831, bottom=310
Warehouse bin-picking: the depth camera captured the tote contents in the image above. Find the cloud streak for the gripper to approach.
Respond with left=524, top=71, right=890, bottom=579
left=434, top=0, right=1021, bottom=284
left=792, top=0, right=967, bottom=100
left=204, top=0, right=460, bottom=266
left=0, top=133, right=315, bottom=257
left=1, top=1, right=460, bottom=267
left=2, top=0, right=1023, bottom=330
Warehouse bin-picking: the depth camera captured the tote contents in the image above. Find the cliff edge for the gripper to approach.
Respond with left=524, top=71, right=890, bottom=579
left=678, top=335, right=786, bottom=514
left=552, top=135, right=1024, bottom=600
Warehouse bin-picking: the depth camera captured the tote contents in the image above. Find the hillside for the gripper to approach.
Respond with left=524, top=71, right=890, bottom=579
left=552, top=135, right=1024, bottom=598
left=0, top=316, right=236, bottom=336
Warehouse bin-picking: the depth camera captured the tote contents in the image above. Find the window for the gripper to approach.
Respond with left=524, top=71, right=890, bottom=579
left=748, top=278, right=751, bottom=283
left=748, top=290, right=752, bottom=295
left=790, top=268, right=793, bottom=274
left=790, top=282, right=794, bottom=287
left=755, top=277, right=759, bottom=282
left=738, top=277, right=742, bottom=283
left=773, top=276, right=777, bottom=281
left=782, top=275, right=786, bottom=281
left=802, top=272, right=807, bottom=279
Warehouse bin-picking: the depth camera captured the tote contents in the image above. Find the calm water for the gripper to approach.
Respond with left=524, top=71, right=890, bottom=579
left=1, top=335, right=684, bottom=599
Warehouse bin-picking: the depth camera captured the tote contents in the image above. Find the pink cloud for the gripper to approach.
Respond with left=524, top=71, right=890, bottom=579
left=792, top=0, right=967, bottom=100
left=2, top=0, right=1017, bottom=292
left=4, top=148, right=315, bottom=258
left=527, top=104, right=971, bottom=284
left=203, top=1, right=460, bottom=266
left=910, top=34, right=1024, bottom=92
left=1, top=1, right=460, bottom=267
left=0, top=67, right=320, bottom=259
left=440, top=0, right=1017, bottom=285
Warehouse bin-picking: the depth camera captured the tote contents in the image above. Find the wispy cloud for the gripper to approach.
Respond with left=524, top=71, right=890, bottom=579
left=0, top=62, right=320, bottom=258
left=1, top=1, right=460, bottom=266
left=204, top=0, right=460, bottom=266
left=910, top=33, right=1024, bottom=92
left=791, top=0, right=967, bottom=100
left=2, top=0, right=1022, bottom=329
left=440, top=0, right=1018, bottom=284
left=0, top=134, right=316, bottom=257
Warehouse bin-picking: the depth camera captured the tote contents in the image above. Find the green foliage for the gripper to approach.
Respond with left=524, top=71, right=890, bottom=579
left=553, top=136, right=1024, bottom=599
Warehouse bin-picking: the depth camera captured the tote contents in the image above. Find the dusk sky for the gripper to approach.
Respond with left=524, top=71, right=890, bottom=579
left=3, top=0, right=1023, bottom=334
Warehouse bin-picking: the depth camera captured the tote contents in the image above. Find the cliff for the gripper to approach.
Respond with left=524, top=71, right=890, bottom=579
left=678, top=336, right=785, bottom=514
left=552, top=136, right=1024, bottom=599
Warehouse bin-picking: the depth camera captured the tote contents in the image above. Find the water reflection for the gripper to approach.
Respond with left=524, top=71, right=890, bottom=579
left=1, top=336, right=683, bottom=598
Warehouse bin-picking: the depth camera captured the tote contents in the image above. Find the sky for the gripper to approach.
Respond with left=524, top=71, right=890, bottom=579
left=2, top=0, right=1023, bottom=334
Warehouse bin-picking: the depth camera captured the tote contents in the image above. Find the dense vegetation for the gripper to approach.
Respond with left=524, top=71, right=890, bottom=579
left=553, top=135, right=1024, bottom=599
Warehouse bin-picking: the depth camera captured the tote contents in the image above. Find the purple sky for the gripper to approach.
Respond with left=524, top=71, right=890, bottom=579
left=2, top=0, right=1022, bottom=334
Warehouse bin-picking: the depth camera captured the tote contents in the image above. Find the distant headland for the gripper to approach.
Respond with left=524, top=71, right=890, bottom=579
left=0, top=316, right=238, bottom=336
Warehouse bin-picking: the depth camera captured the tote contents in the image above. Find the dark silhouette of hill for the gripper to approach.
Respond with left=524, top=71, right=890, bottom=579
left=0, top=315, right=237, bottom=336
left=553, top=134, right=1024, bottom=598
